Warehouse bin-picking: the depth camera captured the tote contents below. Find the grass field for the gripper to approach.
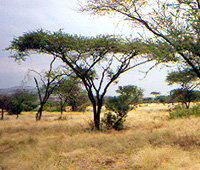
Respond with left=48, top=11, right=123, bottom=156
left=1, top=103, right=200, bottom=170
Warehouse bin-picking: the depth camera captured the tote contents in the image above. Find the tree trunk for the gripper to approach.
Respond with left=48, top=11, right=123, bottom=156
left=94, top=99, right=103, bottom=130
left=36, top=104, right=44, bottom=120
left=1, top=108, right=3, bottom=120
left=60, top=99, right=63, bottom=116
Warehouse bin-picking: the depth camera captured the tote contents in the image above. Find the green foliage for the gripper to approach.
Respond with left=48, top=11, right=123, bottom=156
left=103, top=96, right=133, bottom=130
left=76, top=102, right=91, bottom=112
left=22, top=102, right=38, bottom=111
left=142, top=97, right=154, bottom=103
left=169, top=89, right=200, bottom=108
left=155, top=95, right=169, bottom=104
left=116, top=85, right=144, bottom=106
left=101, top=112, right=125, bottom=130
left=6, top=90, right=37, bottom=117
left=167, top=68, right=200, bottom=108
left=169, top=103, right=200, bottom=119
left=105, top=96, right=132, bottom=116
left=166, top=69, right=198, bottom=87
left=102, top=85, right=142, bottom=130
left=6, top=29, right=141, bottom=61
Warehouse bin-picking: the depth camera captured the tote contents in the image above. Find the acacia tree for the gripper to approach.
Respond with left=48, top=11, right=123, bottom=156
left=27, top=57, right=66, bottom=120
left=167, top=68, right=200, bottom=108
left=81, top=0, right=200, bottom=78
left=7, top=30, right=152, bottom=129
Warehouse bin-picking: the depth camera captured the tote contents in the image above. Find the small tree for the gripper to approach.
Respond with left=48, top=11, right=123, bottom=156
left=6, top=90, right=37, bottom=119
left=150, top=92, right=161, bottom=103
left=167, top=68, right=200, bottom=108
left=169, top=89, right=200, bottom=109
left=103, top=85, right=143, bottom=130
left=55, top=77, right=89, bottom=115
left=27, top=57, right=66, bottom=120
left=103, top=95, right=132, bottom=130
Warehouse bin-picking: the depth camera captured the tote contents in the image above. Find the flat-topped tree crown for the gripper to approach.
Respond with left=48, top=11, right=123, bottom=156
left=7, top=29, right=139, bottom=60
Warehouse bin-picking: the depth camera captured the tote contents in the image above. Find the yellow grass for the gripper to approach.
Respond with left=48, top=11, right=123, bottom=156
left=1, top=103, right=200, bottom=170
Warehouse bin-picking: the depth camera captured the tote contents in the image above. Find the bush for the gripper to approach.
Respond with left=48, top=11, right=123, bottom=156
left=22, top=102, right=38, bottom=111
left=76, top=102, right=90, bottom=112
left=102, top=96, right=132, bottom=130
left=101, top=112, right=125, bottom=130
left=169, top=103, right=200, bottom=119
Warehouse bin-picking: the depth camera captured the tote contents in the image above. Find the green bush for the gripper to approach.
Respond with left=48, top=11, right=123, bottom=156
left=44, top=106, right=60, bottom=112
left=76, top=102, right=90, bottom=112
left=169, top=103, right=200, bottom=119
left=101, top=112, right=125, bottom=130
left=102, top=96, right=132, bottom=130
left=22, top=102, right=38, bottom=111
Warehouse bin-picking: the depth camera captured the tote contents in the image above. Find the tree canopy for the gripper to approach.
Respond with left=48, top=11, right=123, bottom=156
left=167, top=68, right=200, bottom=108
left=116, top=85, right=143, bottom=105
left=166, top=68, right=199, bottom=89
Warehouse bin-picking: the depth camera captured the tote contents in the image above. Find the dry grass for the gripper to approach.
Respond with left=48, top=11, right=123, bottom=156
left=1, top=103, right=200, bottom=169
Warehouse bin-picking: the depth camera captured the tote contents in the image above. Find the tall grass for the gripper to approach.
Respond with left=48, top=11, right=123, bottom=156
left=1, top=104, right=200, bottom=169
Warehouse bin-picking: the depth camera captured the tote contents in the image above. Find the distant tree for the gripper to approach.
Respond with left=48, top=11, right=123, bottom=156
left=150, top=92, right=161, bottom=102
left=150, top=92, right=161, bottom=97
left=167, top=68, right=200, bottom=108
left=155, top=95, right=169, bottom=104
left=116, top=85, right=144, bottom=106
left=27, top=57, right=66, bottom=120
left=6, top=90, right=37, bottom=119
left=142, top=97, right=154, bottom=103
left=7, top=30, right=152, bottom=130
left=0, top=95, right=9, bottom=120
left=81, top=0, right=200, bottom=78
left=169, top=89, right=200, bottom=108
left=55, top=77, right=89, bottom=115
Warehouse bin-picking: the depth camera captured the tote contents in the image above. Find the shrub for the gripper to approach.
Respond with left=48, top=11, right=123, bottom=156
left=169, top=103, right=200, bottom=119
left=102, top=96, right=133, bottom=130
left=101, top=112, right=125, bottom=130
left=76, top=102, right=90, bottom=112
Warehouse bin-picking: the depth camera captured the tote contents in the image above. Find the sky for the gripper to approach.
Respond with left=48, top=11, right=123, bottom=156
left=0, top=0, right=178, bottom=97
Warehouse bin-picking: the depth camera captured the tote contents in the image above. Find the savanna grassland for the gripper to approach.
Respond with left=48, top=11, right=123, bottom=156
left=1, top=103, right=200, bottom=170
